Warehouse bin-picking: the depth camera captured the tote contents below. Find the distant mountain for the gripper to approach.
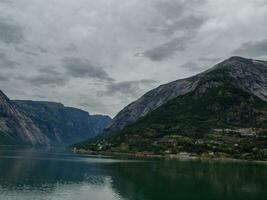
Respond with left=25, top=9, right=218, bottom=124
left=77, top=57, right=267, bottom=160
left=0, top=91, right=49, bottom=145
left=13, top=100, right=112, bottom=145
left=0, top=91, right=111, bottom=146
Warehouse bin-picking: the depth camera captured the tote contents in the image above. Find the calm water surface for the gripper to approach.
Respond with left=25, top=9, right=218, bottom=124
left=0, top=147, right=266, bottom=200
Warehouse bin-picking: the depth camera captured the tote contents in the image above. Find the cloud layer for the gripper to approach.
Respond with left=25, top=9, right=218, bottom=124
left=233, top=39, right=267, bottom=57
left=0, top=0, right=267, bottom=116
left=0, top=17, right=24, bottom=44
left=62, top=57, right=113, bottom=81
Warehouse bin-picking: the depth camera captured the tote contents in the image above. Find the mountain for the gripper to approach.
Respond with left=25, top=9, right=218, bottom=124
left=77, top=57, right=267, bottom=160
left=0, top=91, right=49, bottom=145
left=0, top=90, right=111, bottom=146
left=105, top=56, right=267, bottom=134
left=13, top=100, right=112, bottom=145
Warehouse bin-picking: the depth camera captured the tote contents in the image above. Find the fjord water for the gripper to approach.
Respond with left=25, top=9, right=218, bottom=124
left=0, top=148, right=266, bottom=200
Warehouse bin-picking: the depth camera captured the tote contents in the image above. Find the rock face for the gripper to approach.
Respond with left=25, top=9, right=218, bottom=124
left=0, top=91, right=49, bottom=145
left=13, top=100, right=112, bottom=145
left=0, top=90, right=111, bottom=146
left=105, top=57, right=267, bottom=134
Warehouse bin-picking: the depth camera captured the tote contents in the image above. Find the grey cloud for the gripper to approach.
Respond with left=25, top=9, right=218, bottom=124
left=0, top=18, right=24, bottom=44
left=149, top=15, right=206, bottom=36
left=15, top=46, right=39, bottom=57
left=180, top=61, right=200, bottom=72
left=198, top=57, right=221, bottom=64
left=16, top=56, right=114, bottom=87
left=144, top=9, right=207, bottom=62
left=19, top=74, right=68, bottom=86
left=0, top=0, right=266, bottom=116
left=0, top=74, right=9, bottom=81
left=15, top=45, right=50, bottom=57
left=19, top=66, right=68, bottom=86
left=0, top=0, right=12, bottom=5
left=0, top=52, right=18, bottom=68
left=143, top=37, right=187, bottom=61
left=165, top=15, right=205, bottom=35
left=39, top=65, right=61, bottom=75
left=181, top=57, right=222, bottom=72
left=143, top=0, right=207, bottom=62
left=233, top=39, right=267, bottom=57
left=64, top=44, right=78, bottom=52
left=149, top=0, right=207, bottom=36
left=62, top=57, right=114, bottom=81
left=154, top=1, right=187, bottom=20
left=180, top=56, right=222, bottom=72
left=37, top=46, right=49, bottom=54
left=154, top=0, right=206, bottom=20
left=104, top=79, right=157, bottom=97
left=78, top=98, right=110, bottom=115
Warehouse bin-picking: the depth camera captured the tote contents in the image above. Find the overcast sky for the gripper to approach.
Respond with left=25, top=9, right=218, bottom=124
left=0, top=0, right=267, bottom=117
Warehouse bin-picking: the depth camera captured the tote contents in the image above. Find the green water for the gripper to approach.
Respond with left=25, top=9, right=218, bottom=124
left=0, top=148, right=266, bottom=200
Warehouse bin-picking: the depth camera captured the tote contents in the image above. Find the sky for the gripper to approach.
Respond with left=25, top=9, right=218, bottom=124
left=0, top=0, right=267, bottom=117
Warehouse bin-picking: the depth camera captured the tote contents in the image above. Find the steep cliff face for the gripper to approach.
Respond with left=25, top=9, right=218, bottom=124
left=0, top=90, right=111, bottom=146
left=0, top=91, right=49, bottom=145
left=105, top=78, right=200, bottom=134
left=13, top=100, right=112, bottom=145
left=105, top=57, right=267, bottom=134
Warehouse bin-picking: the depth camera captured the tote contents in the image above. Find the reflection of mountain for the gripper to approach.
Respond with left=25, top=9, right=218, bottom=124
left=0, top=149, right=124, bottom=200
left=0, top=150, right=107, bottom=187
left=0, top=149, right=266, bottom=200
left=108, top=161, right=267, bottom=200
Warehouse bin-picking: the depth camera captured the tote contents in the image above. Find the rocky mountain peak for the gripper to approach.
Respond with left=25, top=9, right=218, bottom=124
left=0, top=90, right=9, bottom=104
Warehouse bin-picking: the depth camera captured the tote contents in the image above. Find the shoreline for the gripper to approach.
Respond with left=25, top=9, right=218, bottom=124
left=73, top=148, right=267, bottom=164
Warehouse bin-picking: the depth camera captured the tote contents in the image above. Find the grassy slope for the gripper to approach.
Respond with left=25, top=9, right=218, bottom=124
left=78, top=82, right=267, bottom=159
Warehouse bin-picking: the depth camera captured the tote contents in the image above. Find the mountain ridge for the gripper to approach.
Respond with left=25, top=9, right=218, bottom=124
left=76, top=56, right=267, bottom=160
left=0, top=90, right=49, bottom=145
left=104, top=56, right=267, bottom=135
left=0, top=91, right=111, bottom=146
left=13, top=100, right=111, bottom=145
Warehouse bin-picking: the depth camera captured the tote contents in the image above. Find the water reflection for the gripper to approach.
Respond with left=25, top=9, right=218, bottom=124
left=0, top=148, right=266, bottom=200
left=110, top=160, right=267, bottom=200
left=0, top=148, right=126, bottom=200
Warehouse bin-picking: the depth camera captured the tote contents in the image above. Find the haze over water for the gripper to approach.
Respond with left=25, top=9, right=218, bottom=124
left=0, top=147, right=266, bottom=200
